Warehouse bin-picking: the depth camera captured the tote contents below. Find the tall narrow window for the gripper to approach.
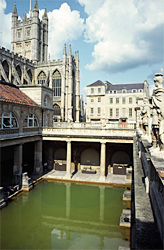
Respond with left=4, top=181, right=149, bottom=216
left=129, top=108, right=132, bottom=117
left=110, top=108, right=113, bottom=117
left=38, top=71, right=46, bottom=85
left=122, top=97, right=126, bottom=104
left=45, top=114, right=49, bottom=127
left=97, top=107, right=101, bottom=115
left=52, top=70, right=61, bottom=97
left=116, top=108, right=119, bottom=117
left=116, top=98, right=119, bottom=104
left=110, top=98, right=113, bottom=104
left=129, top=97, right=132, bottom=104
left=91, top=88, right=94, bottom=94
left=91, top=108, right=94, bottom=114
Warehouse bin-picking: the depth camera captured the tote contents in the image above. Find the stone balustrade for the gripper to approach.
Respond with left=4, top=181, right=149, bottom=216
left=42, top=122, right=136, bottom=140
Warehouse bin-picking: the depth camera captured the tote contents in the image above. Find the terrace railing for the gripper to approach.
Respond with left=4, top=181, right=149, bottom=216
left=42, top=122, right=136, bottom=139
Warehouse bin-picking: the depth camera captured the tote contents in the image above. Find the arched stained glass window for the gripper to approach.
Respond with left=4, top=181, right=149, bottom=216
left=2, top=60, right=9, bottom=79
left=54, top=104, right=61, bottom=115
left=38, top=71, right=46, bottom=85
left=16, top=65, right=22, bottom=80
left=52, top=70, right=61, bottom=97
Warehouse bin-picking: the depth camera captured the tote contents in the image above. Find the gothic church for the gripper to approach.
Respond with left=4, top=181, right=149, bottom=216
left=0, top=0, right=80, bottom=122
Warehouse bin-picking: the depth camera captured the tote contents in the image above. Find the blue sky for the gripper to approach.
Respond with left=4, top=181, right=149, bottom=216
left=0, top=0, right=163, bottom=101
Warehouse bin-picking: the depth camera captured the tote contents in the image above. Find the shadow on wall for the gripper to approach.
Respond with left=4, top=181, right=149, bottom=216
left=54, top=148, right=66, bottom=160
left=111, top=151, right=130, bottom=166
left=80, top=148, right=99, bottom=166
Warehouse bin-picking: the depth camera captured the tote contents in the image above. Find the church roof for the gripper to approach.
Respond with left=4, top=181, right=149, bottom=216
left=0, top=81, right=40, bottom=108
left=87, top=80, right=105, bottom=87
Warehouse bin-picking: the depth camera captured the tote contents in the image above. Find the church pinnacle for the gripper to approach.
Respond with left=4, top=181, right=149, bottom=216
left=42, top=7, right=48, bottom=19
left=33, top=0, right=39, bottom=11
left=12, top=4, right=18, bottom=17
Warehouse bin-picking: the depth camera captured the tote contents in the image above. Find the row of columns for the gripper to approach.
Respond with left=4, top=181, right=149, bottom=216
left=65, top=140, right=106, bottom=180
left=13, top=140, right=42, bottom=183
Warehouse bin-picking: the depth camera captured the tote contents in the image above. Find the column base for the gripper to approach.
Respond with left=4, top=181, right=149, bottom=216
left=65, top=173, right=72, bottom=179
left=99, top=176, right=106, bottom=182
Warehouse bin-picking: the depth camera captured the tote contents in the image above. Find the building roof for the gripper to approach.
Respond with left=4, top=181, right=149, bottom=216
left=87, top=80, right=105, bottom=87
left=0, top=81, right=40, bottom=107
left=106, top=83, right=144, bottom=92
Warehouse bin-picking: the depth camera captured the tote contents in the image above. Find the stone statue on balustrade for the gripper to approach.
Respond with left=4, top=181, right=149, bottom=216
left=140, top=97, right=150, bottom=136
left=150, top=73, right=164, bottom=150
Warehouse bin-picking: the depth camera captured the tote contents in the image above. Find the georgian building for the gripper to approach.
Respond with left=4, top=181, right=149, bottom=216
left=0, top=0, right=81, bottom=123
left=86, top=80, right=149, bottom=124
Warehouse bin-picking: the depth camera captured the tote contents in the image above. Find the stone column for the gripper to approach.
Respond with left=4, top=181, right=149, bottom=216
left=99, top=186, right=105, bottom=221
left=65, top=140, right=72, bottom=179
left=34, top=139, right=43, bottom=174
left=13, top=144, right=23, bottom=184
left=66, top=183, right=71, bottom=218
left=100, top=141, right=106, bottom=182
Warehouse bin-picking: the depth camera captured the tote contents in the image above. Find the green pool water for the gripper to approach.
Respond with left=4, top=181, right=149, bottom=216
left=0, top=181, right=128, bottom=250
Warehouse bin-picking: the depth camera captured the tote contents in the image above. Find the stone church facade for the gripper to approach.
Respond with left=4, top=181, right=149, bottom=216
left=0, top=0, right=80, bottom=123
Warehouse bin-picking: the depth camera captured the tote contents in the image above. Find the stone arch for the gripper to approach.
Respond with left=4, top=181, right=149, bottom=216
left=54, top=148, right=66, bottom=160
left=2, top=60, right=9, bottom=79
left=80, top=148, right=99, bottom=166
left=111, top=151, right=130, bottom=166
left=27, top=69, right=33, bottom=82
left=37, top=71, right=46, bottom=85
left=52, top=69, right=61, bottom=97
left=16, top=64, right=22, bottom=82
left=53, top=103, right=61, bottom=116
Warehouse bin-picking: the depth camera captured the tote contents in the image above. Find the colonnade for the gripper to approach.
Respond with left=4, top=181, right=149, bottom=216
left=64, top=140, right=106, bottom=179
left=13, top=139, right=42, bottom=182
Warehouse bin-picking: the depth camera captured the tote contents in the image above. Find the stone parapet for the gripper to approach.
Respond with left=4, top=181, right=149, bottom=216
left=135, top=135, right=164, bottom=248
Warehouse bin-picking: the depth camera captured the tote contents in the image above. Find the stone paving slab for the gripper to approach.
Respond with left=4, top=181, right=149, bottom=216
left=43, top=169, right=131, bottom=186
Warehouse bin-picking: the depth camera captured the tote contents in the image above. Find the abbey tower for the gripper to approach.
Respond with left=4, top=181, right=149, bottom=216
left=11, top=0, right=48, bottom=62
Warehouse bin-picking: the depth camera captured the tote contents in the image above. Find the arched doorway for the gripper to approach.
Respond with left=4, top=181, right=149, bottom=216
left=54, top=148, right=66, bottom=171
left=111, top=151, right=130, bottom=175
left=80, top=148, right=100, bottom=171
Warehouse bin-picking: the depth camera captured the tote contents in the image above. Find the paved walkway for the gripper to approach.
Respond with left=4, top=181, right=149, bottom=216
left=42, top=169, right=131, bottom=186
left=131, top=138, right=163, bottom=249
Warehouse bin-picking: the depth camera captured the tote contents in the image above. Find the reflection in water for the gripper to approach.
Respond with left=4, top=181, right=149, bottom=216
left=0, top=181, right=129, bottom=249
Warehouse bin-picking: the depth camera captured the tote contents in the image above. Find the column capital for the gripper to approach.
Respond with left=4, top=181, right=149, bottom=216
left=100, top=140, right=106, bottom=144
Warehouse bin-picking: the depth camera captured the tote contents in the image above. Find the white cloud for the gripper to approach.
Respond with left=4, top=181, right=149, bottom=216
left=0, top=0, right=11, bottom=49
left=48, top=3, right=84, bottom=59
left=78, top=0, right=105, bottom=15
left=79, top=0, right=164, bottom=74
left=0, top=1, right=84, bottom=60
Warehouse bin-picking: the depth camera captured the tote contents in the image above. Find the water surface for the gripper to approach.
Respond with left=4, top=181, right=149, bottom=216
left=0, top=180, right=127, bottom=249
